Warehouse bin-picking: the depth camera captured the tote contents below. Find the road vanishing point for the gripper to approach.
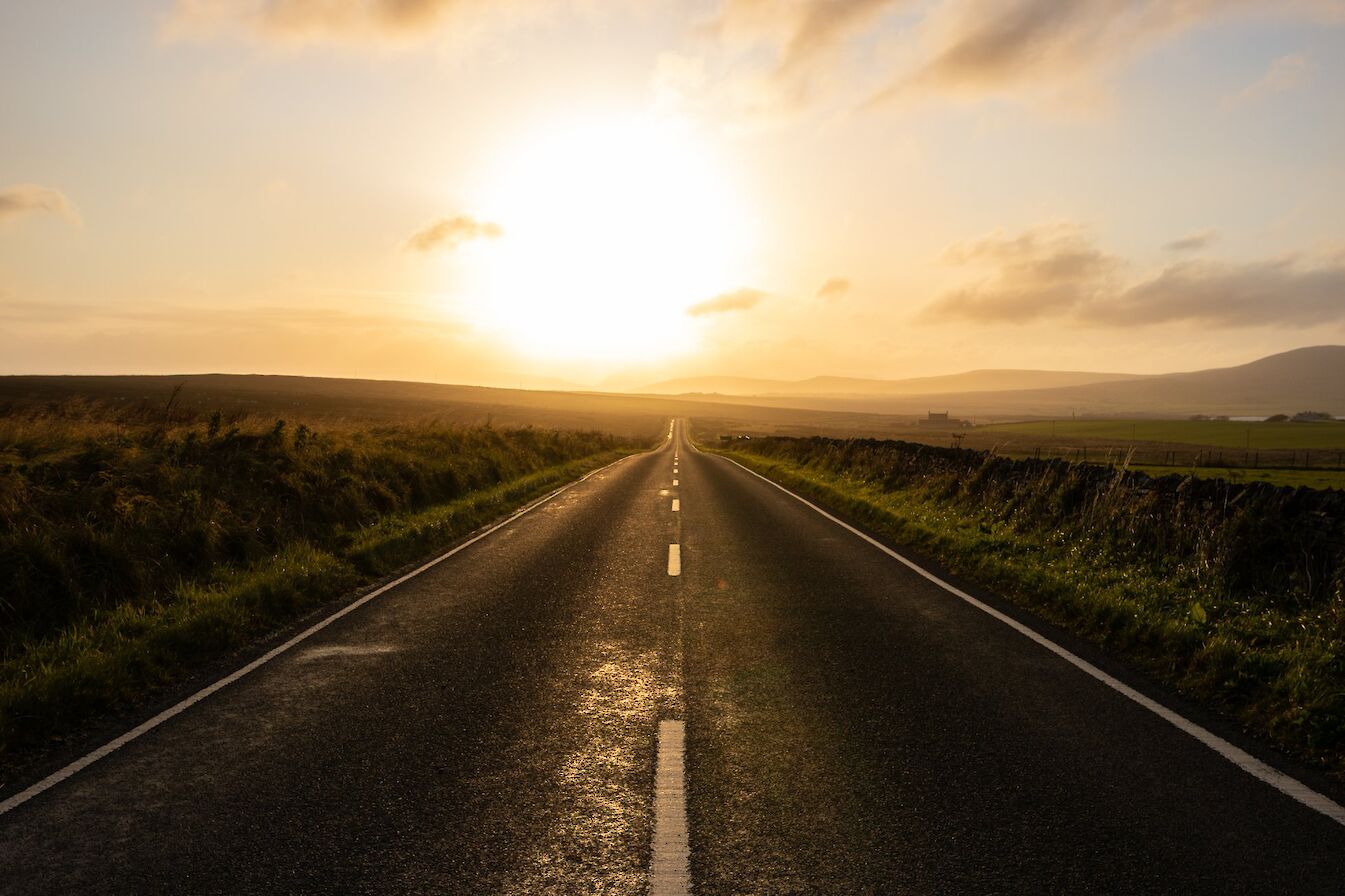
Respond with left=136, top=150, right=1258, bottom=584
left=3, top=420, right=1345, bottom=894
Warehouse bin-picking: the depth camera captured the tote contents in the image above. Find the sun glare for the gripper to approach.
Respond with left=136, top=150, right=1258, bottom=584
left=464, top=116, right=754, bottom=362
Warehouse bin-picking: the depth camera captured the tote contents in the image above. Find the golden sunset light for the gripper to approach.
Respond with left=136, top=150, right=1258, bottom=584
left=5, top=5, right=1345, bottom=892
left=4, top=1, right=1338, bottom=387
left=464, top=115, right=755, bottom=361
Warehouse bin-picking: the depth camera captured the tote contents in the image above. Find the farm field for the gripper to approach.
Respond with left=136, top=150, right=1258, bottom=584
left=982, top=419, right=1345, bottom=450
left=917, top=418, right=1345, bottom=485
left=1127, top=464, right=1345, bottom=490
left=695, top=414, right=1345, bottom=489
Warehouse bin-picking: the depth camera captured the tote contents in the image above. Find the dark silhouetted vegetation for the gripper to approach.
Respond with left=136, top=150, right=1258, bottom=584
left=719, top=436, right=1345, bottom=777
left=0, top=404, right=643, bottom=755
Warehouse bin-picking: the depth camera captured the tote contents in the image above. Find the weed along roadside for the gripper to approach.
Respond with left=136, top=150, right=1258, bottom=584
left=713, top=435, right=1345, bottom=780
left=0, top=419, right=646, bottom=759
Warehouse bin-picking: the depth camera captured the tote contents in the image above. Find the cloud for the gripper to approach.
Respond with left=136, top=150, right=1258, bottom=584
left=687, top=288, right=767, bottom=316
left=405, top=215, right=502, bottom=253
left=866, top=1, right=1341, bottom=105
left=698, top=0, right=912, bottom=113
left=922, top=223, right=1345, bottom=328
left=772, top=0, right=907, bottom=75
left=921, top=224, right=1123, bottom=323
left=1165, top=230, right=1217, bottom=253
left=1227, top=52, right=1314, bottom=106
left=1088, top=258, right=1345, bottom=328
left=163, top=0, right=539, bottom=45
left=0, top=184, right=80, bottom=226
left=695, top=1, right=1343, bottom=118
left=712, top=0, right=903, bottom=61
left=815, top=276, right=851, bottom=300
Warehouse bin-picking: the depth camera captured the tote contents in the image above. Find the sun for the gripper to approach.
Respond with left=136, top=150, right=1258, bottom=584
left=462, top=115, right=754, bottom=362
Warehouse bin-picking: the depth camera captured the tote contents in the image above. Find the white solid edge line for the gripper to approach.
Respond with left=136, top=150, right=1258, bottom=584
left=719, top=454, right=1345, bottom=828
left=668, top=544, right=681, bottom=576
left=0, top=453, right=634, bottom=818
left=672, top=499, right=680, bottom=512
left=650, top=719, right=690, bottom=895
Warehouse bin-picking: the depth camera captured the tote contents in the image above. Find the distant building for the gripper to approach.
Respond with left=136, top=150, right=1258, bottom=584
left=918, top=411, right=970, bottom=428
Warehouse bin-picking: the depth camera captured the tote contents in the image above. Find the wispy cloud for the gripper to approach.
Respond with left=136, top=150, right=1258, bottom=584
left=815, top=276, right=851, bottom=300
left=1226, top=52, right=1314, bottom=107
left=1090, top=257, right=1345, bottom=328
left=0, top=184, right=81, bottom=226
left=406, top=215, right=502, bottom=253
left=687, top=287, right=767, bottom=316
left=921, top=224, right=1123, bottom=323
left=1165, top=230, right=1217, bottom=253
left=875, top=0, right=1277, bottom=104
left=922, top=223, right=1345, bottom=328
left=701, top=1, right=1341, bottom=113
left=702, top=0, right=912, bottom=111
left=711, top=0, right=907, bottom=68
left=771, top=0, right=906, bottom=76
left=163, top=0, right=548, bottom=45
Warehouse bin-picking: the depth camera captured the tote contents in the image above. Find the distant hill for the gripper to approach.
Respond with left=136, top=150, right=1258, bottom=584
left=0, top=373, right=925, bottom=440
left=632, top=346, right=1345, bottom=418
left=638, top=368, right=1144, bottom=397
left=4, top=346, right=1339, bottom=433
left=1003, top=345, right=1345, bottom=416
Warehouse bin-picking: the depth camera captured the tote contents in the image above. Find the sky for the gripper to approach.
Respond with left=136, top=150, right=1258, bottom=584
left=2, top=0, right=1345, bottom=389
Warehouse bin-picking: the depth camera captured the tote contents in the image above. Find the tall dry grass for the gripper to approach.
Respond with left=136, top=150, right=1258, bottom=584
left=0, top=405, right=640, bottom=754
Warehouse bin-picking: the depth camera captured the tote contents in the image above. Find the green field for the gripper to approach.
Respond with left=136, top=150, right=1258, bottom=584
left=983, top=419, right=1345, bottom=450
left=1128, top=464, right=1345, bottom=490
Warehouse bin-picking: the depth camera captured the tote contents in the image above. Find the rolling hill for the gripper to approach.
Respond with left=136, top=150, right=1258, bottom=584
left=638, top=368, right=1144, bottom=397
left=634, top=346, right=1345, bottom=418
left=3, top=347, right=1339, bottom=433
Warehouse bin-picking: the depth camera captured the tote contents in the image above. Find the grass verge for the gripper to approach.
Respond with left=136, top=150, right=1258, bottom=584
left=715, top=442, right=1345, bottom=780
left=0, top=450, right=628, bottom=758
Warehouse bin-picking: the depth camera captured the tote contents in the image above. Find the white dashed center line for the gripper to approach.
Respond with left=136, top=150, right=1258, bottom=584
left=667, top=544, right=681, bottom=576
left=672, top=499, right=680, bottom=512
left=650, top=720, right=690, bottom=895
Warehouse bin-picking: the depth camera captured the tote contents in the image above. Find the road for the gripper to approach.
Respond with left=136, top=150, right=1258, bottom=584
left=2, top=419, right=1344, bottom=894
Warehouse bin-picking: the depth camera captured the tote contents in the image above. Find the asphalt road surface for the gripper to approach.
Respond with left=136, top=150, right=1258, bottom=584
left=3, top=419, right=1345, bottom=894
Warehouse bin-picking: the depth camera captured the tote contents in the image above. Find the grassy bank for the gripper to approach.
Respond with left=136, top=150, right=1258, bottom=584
left=1, top=412, right=644, bottom=755
left=714, top=437, right=1345, bottom=777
